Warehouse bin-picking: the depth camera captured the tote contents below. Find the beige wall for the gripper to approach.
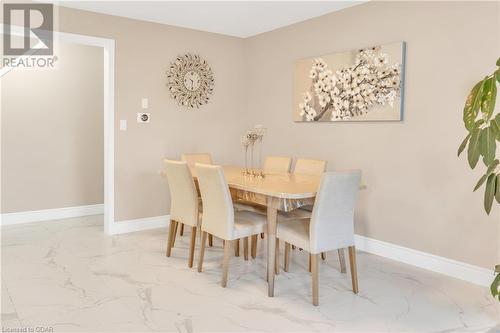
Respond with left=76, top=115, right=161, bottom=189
left=1, top=43, right=104, bottom=213
left=54, top=7, right=249, bottom=222
left=245, top=1, right=499, bottom=269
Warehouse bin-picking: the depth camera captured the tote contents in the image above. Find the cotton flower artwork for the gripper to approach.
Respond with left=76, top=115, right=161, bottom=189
left=294, top=42, right=405, bottom=122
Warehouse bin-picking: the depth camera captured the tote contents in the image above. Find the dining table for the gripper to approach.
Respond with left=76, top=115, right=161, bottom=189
left=191, top=165, right=323, bottom=297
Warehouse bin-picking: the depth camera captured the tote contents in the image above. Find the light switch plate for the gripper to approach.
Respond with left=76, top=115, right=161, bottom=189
left=137, top=113, right=150, bottom=123
left=141, top=98, right=149, bottom=109
left=119, top=119, right=127, bottom=131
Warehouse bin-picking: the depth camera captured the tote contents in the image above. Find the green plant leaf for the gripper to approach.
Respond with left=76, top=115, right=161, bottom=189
left=496, top=174, right=500, bottom=204
left=491, top=118, right=500, bottom=137
left=474, top=174, right=488, bottom=191
left=463, top=80, right=484, bottom=131
left=457, top=133, right=471, bottom=156
left=484, top=173, right=496, bottom=214
left=467, top=126, right=481, bottom=168
left=481, top=77, right=497, bottom=120
left=491, top=267, right=500, bottom=300
left=497, top=57, right=500, bottom=67
left=496, top=69, right=500, bottom=83
left=496, top=114, right=500, bottom=140
left=486, top=159, right=499, bottom=174
left=480, top=126, right=497, bottom=165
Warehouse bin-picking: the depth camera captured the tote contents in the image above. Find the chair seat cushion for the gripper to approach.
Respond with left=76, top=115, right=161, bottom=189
left=277, top=219, right=311, bottom=252
left=232, top=211, right=267, bottom=240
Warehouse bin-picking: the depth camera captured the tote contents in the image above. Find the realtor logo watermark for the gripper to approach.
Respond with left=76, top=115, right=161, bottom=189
left=2, top=3, right=58, bottom=70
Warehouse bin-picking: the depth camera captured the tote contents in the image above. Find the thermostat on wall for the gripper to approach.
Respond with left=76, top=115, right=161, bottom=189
left=137, top=113, right=150, bottom=123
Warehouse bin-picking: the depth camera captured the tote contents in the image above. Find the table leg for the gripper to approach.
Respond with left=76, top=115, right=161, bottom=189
left=266, top=198, right=278, bottom=297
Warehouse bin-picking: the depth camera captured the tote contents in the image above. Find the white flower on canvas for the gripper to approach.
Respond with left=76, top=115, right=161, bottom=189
left=299, top=45, right=401, bottom=121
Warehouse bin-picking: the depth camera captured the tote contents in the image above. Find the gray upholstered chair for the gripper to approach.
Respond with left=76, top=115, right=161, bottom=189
left=278, top=170, right=361, bottom=305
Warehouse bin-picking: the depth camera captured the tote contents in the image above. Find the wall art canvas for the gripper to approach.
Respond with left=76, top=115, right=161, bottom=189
left=293, top=42, right=406, bottom=122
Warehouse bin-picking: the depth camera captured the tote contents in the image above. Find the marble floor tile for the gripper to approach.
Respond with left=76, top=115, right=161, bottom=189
left=1, top=215, right=498, bottom=332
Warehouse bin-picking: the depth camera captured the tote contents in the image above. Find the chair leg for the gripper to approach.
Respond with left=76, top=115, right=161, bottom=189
left=311, top=253, right=319, bottom=306
left=284, top=242, right=290, bottom=272
left=222, top=240, right=232, bottom=288
left=188, top=226, right=197, bottom=268
left=243, top=237, right=249, bottom=260
left=275, top=239, right=280, bottom=275
left=166, top=220, right=176, bottom=257
left=251, top=235, right=257, bottom=259
left=179, top=223, right=184, bottom=236
left=234, top=239, right=240, bottom=257
left=348, top=246, right=358, bottom=294
left=321, top=252, right=326, bottom=260
left=208, top=234, right=213, bottom=247
left=308, top=254, right=312, bottom=273
left=171, top=221, right=179, bottom=248
left=197, top=231, right=207, bottom=272
left=338, top=248, right=347, bottom=273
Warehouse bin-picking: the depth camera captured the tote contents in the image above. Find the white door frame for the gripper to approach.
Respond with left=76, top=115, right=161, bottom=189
left=2, top=26, right=116, bottom=234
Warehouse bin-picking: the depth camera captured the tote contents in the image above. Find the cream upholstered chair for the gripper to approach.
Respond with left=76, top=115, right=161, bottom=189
left=294, top=158, right=327, bottom=176
left=180, top=153, right=214, bottom=245
left=263, top=156, right=292, bottom=173
left=278, top=170, right=361, bottom=306
left=181, top=153, right=213, bottom=168
left=164, top=160, right=200, bottom=268
left=196, top=163, right=267, bottom=287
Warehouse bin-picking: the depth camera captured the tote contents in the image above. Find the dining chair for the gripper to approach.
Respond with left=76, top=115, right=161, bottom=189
left=262, top=156, right=292, bottom=173
left=180, top=153, right=214, bottom=246
left=195, top=163, right=267, bottom=287
left=163, top=159, right=200, bottom=268
left=277, top=170, right=361, bottom=306
left=181, top=153, right=213, bottom=168
left=294, top=158, right=327, bottom=176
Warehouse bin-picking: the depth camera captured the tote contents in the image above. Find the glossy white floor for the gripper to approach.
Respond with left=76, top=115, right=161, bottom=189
left=1, top=215, right=498, bottom=332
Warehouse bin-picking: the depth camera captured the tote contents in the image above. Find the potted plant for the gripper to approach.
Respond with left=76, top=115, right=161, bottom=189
left=458, top=57, right=500, bottom=300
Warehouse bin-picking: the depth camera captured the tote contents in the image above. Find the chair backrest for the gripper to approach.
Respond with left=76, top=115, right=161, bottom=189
left=263, top=156, right=292, bottom=173
left=164, top=160, right=199, bottom=227
left=181, top=153, right=213, bottom=169
left=309, top=171, right=361, bottom=254
left=195, top=164, right=235, bottom=240
left=294, top=158, right=327, bottom=176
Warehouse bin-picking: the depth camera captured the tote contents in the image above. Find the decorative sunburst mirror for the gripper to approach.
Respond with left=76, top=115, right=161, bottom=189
left=166, top=53, right=215, bottom=109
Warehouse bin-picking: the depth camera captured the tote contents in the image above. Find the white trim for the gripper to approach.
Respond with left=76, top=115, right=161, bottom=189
left=354, top=234, right=493, bottom=287
left=1, top=204, right=104, bottom=226
left=111, top=215, right=170, bottom=235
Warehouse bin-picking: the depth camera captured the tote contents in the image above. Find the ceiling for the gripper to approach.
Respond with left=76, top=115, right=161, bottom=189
left=55, top=1, right=367, bottom=38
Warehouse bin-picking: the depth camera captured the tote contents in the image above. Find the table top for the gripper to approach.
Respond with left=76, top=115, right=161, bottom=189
left=194, top=166, right=322, bottom=200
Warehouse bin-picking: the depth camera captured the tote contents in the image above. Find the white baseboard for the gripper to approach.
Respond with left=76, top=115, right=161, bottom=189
left=354, top=234, right=493, bottom=287
left=111, top=215, right=170, bottom=235
left=1, top=204, right=104, bottom=226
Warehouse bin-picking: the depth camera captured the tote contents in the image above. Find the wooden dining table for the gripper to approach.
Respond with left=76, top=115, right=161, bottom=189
left=193, top=165, right=323, bottom=297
